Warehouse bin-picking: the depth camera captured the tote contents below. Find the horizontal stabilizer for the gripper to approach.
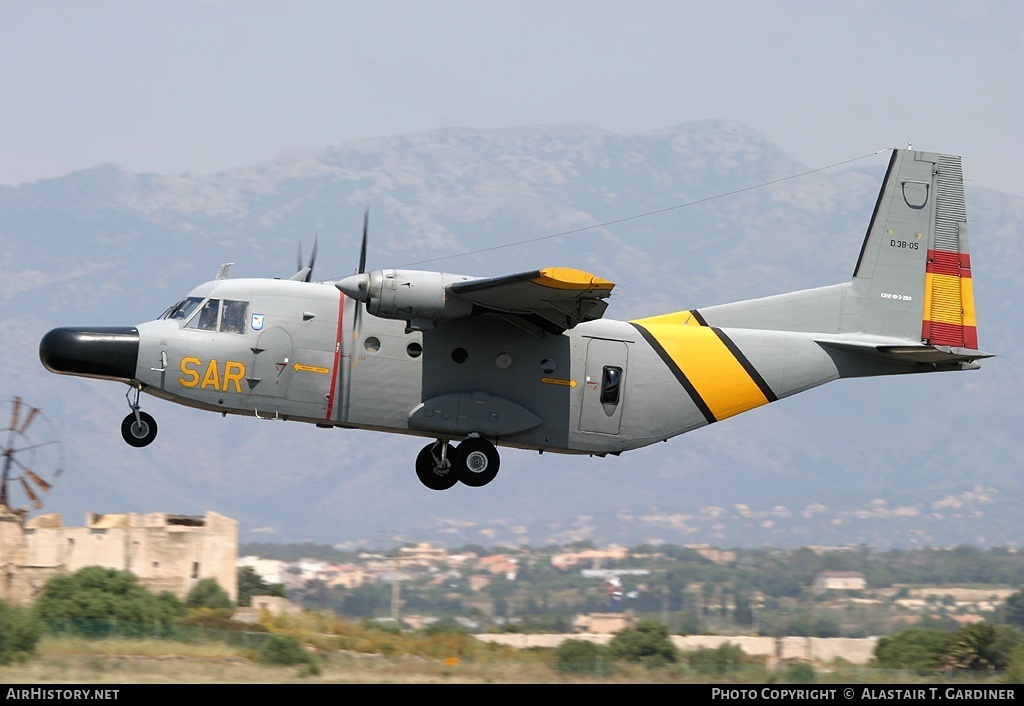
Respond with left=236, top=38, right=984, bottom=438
left=816, top=338, right=994, bottom=367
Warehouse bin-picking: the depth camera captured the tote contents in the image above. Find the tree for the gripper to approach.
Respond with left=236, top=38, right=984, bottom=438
left=35, top=566, right=185, bottom=636
left=237, top=566, right=285, bottom=608
left=609, top=619, right=678, bottom=666
left=0, top=600, right=44, bottom=665
left=1001, top=590, right=1024, bottom=630
left=873, top=628, right=948, bottom=671
left=554, top=639, right=612, bottom=675
left=685, top=642, right=747, bottom=675
left=943, top=623, right=1022, bottom=672
left=185, top=578, right=233, bottom=610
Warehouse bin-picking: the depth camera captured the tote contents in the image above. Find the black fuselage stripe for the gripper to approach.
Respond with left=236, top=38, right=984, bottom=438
left=690, top=309, right=709, bottom=327
left=710, top=327, right=779, bottom=402
left=630, top=322, right=717, bottom=425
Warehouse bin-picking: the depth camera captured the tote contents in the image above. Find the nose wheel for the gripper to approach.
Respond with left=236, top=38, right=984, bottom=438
left=121, top=412, right=158, bottom=447
left=121, top=385, right=157, bottom=447
left=415, top=436, right=500, bottom=490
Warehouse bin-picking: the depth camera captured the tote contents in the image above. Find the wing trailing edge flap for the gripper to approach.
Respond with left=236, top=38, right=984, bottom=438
left=815, top=338, right=995, bottom=368
left=449, top=267, right=614, bottom=334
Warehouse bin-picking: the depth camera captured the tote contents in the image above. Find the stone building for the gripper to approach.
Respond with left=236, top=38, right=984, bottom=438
left=0, top=507, right=237, bottom=605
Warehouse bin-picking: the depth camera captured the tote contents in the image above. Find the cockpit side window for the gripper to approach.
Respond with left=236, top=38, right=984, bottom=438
left=188, top=299, right=221, bottom=331
left=221, top=300, right=248, bottom=334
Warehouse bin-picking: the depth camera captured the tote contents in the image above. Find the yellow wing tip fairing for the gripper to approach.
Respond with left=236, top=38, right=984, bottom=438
left=534, top=267, right=614, bottom=291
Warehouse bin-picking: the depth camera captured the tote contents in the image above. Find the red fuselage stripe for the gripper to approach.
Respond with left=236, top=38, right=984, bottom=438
left=327, top=292, right=345, bottom=420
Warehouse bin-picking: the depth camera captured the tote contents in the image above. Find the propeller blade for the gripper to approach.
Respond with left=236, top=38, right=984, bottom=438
left=358, top=208, right=369, bottom=275
left=24, top=468, right=52, bottom=492
left=306, top=235, right=318, bottom=282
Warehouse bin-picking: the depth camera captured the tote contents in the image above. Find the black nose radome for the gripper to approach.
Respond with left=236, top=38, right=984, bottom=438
left=39, top=327, right=140, bottom=382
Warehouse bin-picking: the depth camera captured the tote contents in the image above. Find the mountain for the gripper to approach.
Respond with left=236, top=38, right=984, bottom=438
left=2, top=120, right=1021, bottom=549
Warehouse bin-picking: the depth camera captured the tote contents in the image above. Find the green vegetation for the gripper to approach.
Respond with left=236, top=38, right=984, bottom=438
left=554, top=638, right=612, bottom=675
left=35, top=566, right=186, bottom=637
left=608, top=619, right=678, bottom=666
left=186, top=578, right=234, bottom=610
left=237, top=566, right=285, bottom=607
left=0, top=600, right=44, bottom=665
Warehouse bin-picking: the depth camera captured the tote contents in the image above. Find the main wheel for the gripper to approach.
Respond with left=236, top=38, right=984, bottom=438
left=415, top=442, right=458, bottom=491
left=455, top=437, right=500, bottom=487
left=121, top=412, right=158, bottom=447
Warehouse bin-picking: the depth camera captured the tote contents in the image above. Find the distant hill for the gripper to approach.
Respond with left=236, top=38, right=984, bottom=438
left=3, top=120, right=1021, bottom=549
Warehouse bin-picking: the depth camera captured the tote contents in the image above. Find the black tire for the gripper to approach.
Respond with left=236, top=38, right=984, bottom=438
left=415, top=442, right=458, bottom=491
left=455, top=437, right=500, bottom=487
left=121, top=411, right=158, bottom=447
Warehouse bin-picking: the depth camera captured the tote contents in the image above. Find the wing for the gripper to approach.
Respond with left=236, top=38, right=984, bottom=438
left=450, top=267, right=615, bottom=335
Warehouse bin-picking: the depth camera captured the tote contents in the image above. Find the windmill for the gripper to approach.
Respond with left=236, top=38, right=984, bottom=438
left=0, top=397, right=64, bottom=513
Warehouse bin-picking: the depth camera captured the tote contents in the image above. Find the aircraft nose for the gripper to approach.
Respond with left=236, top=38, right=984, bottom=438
left=39, top=327, right=140, bottom=382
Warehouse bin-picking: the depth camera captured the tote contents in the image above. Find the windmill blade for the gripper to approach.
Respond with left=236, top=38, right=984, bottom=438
left=9, top=396, right=22, bottom=433
left=18, top=406, right=39, bottom=435
left=23, top=468, right=52, bottom=492
left=19, top=477, right=42, bottom=509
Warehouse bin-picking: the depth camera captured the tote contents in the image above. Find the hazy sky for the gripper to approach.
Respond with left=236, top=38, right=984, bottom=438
left=3, top=1, right=1022, bottom=194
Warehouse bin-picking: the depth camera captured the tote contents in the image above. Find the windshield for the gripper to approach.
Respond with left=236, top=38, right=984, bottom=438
left=160, top=296, right=204, bottom=321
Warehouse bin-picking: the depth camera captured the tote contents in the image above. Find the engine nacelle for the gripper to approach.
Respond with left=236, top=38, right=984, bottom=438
left=337, top=269, right=477, bottom=327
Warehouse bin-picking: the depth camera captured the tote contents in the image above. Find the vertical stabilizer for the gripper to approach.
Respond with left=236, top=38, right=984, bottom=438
left=843, top=148, right=978, bottom=348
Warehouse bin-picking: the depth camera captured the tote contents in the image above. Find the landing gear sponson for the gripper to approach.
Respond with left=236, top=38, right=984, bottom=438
left=415, top=435, right=500, bottom=490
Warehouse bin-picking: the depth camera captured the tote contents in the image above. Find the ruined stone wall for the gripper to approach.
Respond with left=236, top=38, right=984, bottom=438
left=0, top=510, right=237, bottom=605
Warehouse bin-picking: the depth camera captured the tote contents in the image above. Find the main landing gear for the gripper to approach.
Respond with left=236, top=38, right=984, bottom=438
left=121, top=385, right=158, bottom=447
left=416, top=436, right=500, bottom=490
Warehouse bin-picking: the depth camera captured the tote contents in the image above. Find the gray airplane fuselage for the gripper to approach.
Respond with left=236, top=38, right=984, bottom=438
left=39, top=148, right=991, bottom=490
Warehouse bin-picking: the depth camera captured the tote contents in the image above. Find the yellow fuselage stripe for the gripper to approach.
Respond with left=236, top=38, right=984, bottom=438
left=632, top=312, right=774, bottom=422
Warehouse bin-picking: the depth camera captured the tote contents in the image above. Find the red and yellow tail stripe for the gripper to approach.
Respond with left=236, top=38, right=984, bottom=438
left=921, top=250, right=978, bottom=349
left=631, top=310, right=777, bottom=426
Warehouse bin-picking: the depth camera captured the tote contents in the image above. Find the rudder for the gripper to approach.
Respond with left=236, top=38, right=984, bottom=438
left=842, top=148, right=978, bottom=348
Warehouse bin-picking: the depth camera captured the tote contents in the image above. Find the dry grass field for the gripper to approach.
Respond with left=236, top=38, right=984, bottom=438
left=0, top=636, right=682, bottom=684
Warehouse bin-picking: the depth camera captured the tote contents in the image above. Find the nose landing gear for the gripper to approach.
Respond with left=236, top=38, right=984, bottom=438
left=415, top=435, right=500, bottom=490
left=121, top=385, right=158, bottom=447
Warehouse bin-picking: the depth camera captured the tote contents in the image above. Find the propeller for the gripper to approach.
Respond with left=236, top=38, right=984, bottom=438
left=334, top=208, right=372, bottom=424
left=358, top=207, right=368, bottom=276
left=292, top=235, right=319, bottom=282
left=351, top=208, right=370, bottom=339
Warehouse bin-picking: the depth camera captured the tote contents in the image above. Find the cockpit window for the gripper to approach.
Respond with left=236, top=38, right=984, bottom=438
left=188, top=299, right=221, bottom=331
left=181, top=298, right=249, bottom=334
left=161, top=296, right=204, bottom=321
left=221, top=300, right=248, bottom=334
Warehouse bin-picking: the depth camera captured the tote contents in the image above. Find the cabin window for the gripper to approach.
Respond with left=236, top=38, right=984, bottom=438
left=600, top=366, right=622, bottom=405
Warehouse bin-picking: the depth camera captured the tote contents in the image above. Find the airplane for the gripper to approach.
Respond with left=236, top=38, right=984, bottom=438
left=39, top=147, right=992, bottom=491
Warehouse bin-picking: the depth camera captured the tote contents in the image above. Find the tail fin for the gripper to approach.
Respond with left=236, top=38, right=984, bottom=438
left=843, top=148, right=978, bottom=349
left=686, top=147, right=985, bottom=356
